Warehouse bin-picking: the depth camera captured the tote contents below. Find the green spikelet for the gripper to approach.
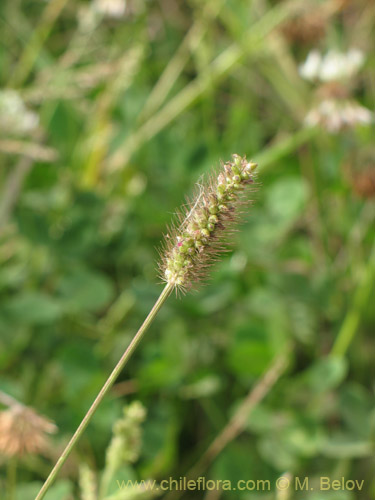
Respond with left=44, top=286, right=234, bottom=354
left=160, top=154, right=257, bottom=292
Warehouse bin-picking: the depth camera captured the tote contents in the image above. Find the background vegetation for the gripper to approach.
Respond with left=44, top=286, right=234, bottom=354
left=0, top=0, right=374, bottom=498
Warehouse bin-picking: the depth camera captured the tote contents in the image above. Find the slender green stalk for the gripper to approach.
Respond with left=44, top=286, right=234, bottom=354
left=331, top=239, right=375, bottom=357
left=9, top=0, right=69, bottom=87
left=0, top=157, right=33, bottom=231
left=35, top=282, right=174, bottom=500
left=138, top=0, right=223, bottom=122
left=253, top=127, right=318, bottom=171
left=7, top=457, right=17, bottom=500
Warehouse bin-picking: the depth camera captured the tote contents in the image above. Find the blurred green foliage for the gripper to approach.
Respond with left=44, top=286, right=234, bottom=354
left=0, top=0, right=375, bottom=499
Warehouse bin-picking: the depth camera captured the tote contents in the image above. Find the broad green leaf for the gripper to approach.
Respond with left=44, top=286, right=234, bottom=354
left=2, top=292, right=62, bottom=325
left=57, top=267, right=114, bottom=312
left=304, top=357, right=348, bottom=393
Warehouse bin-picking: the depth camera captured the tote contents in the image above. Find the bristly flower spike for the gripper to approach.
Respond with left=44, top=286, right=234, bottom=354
left=160, top=154, right=257, bottom=292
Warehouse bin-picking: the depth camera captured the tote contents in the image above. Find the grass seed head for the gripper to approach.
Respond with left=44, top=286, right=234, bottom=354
left=160, top=154, right=257, bottom=292
left=0, top=405, right=57, bottom=457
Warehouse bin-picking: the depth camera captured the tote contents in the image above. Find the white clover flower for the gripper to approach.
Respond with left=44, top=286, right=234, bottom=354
left=299, top=50, right=322, bottom=81
left=78, top=5, right=100, bottom=32
left=300, top=48, right=371, bottom=133
left=341, top=102, right=372, bottom=126
left=0, top=90, right=39, bottom=136
left=305, top=99, right=374, bottom=133
left=319, top=49, right=364, bottom=82
left=92, top=0, right=126, bottom=19
left=299, top=48, right=365, bottom=82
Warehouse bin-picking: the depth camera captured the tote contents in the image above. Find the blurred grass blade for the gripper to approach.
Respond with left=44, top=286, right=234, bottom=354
left=139, top=0, right=224, bottom=122
left=254, top=127, right=318, bottom=171
left=107, top=0, right=315, bottom=174
left=9, top=0, right=69, bottom=87
left=332, top=239, right=375, bottom=357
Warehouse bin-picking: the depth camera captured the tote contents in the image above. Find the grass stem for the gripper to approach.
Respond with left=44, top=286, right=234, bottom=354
left=35, top=282, right=174, bottom=500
